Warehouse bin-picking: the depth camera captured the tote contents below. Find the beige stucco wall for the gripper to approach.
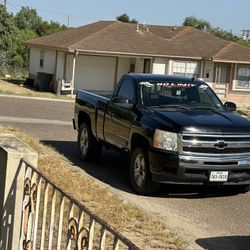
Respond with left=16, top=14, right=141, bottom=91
left=29, top=47, right=56, bottom=77
left=0, top=134, right=38, bottom=250
left=203, top=60, right=214, bottom=87
left=55, top=51, right=65, bottom=80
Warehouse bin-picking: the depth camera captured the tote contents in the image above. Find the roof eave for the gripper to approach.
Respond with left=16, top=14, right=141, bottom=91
left=73, top=49, right=203, bottom=59
left=26, top=43, right=70, bottom=52
left=213, top=59, right=250, bottom=64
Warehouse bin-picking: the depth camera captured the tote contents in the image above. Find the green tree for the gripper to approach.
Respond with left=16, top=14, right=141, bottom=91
left=36, top=20, right=67, bottom=37
left=183, top=16, right=211, bottom=32
left=183, top=16, right=249, bottom=47
left=0, top=4, right=17, bottom=70
left=211, top=27, right=238, bottom=41
left=15, top=29, right=38, bottom=67
left=116, top=13, right=138, bottom=24
left=14, top=6, right=42, bottom=32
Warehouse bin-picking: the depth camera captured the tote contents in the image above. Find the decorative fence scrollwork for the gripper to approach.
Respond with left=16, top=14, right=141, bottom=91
left=19, top=159, right=139, bottom=250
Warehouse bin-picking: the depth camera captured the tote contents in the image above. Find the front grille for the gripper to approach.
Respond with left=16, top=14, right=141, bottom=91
left=182, top=135, right=250, bottom=142
left=181, top=134, right=250, bottom=156
left=183, top=147, right=250, bottom=154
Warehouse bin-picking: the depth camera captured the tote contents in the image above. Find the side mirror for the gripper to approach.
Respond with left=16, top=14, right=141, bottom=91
left=224, top=102, right=237, bottom=112
left=112, top=97, right=134, bottom=109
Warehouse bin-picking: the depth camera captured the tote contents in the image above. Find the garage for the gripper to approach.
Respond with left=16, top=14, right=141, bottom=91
left=72, top=55, right=117, bottom=91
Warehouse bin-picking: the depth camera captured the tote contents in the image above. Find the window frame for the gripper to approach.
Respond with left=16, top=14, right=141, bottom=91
left=39, top=50, right=45, bottom=68
left=234, top=65, right=250, bottom=91
left=172, top=60, right=200, bottom=78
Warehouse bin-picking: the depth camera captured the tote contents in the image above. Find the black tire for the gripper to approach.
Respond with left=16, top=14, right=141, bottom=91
left=77, top=122, right=102, bottom=161
left=130, top=147, right=160, bottom=195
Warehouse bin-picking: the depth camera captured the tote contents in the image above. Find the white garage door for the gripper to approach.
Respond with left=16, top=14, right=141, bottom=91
left=74, top=55, right=116, bottom=91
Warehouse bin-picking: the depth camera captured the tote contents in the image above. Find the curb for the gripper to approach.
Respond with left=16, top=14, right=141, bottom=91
left=0, top=94, right=75, bottom=103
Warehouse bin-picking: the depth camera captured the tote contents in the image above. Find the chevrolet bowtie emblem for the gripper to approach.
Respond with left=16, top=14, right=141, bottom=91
left=214, top=141, right=228, bottom=149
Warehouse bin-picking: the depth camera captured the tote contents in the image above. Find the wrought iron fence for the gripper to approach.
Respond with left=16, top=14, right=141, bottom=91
left=20, top=159, right=139, bottom=250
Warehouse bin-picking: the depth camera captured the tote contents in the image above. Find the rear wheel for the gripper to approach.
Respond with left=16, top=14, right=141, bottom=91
left=130, top=147, right=160, bottom=195
left=78, top=122, right=102, bottom=161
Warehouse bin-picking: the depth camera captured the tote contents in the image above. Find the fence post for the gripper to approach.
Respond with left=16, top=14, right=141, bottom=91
left=0, top=134, right=38, bottom=250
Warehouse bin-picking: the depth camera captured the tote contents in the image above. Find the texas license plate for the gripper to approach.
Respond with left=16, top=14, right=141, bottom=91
left=209, top=171, right=228, bottom=182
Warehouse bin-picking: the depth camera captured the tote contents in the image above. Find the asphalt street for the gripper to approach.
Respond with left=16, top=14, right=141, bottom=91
left=0, top=95, right=249, bottom=250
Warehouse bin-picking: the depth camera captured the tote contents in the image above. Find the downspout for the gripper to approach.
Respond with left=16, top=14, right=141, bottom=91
left=71, top=50, right=79, bottom=97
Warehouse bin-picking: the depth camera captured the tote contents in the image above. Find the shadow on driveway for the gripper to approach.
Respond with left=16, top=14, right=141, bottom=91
left=196, top=235, right=250, bottom=250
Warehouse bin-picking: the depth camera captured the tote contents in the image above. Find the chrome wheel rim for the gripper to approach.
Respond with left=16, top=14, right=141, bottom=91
left=80, top=128, right=88, bottom=156
left=134, top=153, right=146, bottom=187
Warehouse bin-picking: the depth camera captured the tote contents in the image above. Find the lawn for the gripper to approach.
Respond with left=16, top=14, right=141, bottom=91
left=0, top=78, right=74, bottom=100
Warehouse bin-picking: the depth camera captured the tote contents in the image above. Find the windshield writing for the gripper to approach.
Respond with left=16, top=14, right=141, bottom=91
left=140, top=81, right=223, bottom=110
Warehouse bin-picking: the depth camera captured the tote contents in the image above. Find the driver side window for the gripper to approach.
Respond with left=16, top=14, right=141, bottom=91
left=116, top=79, right=135, bottom=102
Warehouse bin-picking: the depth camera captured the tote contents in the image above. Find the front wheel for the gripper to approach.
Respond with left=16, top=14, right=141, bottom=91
left=130, top=147, right=160, bottom=195
left=77, top=123, right=102, bottom=161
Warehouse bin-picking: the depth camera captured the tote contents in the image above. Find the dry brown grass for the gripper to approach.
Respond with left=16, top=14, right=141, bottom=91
left=0, top=79, right=73, bottom=100
left=237, top=107, right=250, bottom=118
left=0, top=126, right=195, bottom=249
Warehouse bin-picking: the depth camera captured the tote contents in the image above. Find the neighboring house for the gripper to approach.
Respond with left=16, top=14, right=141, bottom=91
left=26, top=21, right=250, bottom=105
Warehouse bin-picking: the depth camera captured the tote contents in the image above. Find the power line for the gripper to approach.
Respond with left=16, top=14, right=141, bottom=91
left=7, top=0, right=97, bottom=22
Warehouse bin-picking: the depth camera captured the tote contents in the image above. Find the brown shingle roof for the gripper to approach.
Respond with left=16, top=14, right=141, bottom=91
left=26, top=21, right=250, bottom=63
left=214, top=42, right=250, bottom=62
left=26, top=21, right=114, bottom=49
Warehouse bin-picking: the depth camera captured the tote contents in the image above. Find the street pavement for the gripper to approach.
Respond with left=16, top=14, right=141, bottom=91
left=0, top=95, right=249, bottom=250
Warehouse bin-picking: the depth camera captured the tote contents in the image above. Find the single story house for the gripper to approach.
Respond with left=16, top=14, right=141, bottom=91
left=26, top=21, right=250, bottom=106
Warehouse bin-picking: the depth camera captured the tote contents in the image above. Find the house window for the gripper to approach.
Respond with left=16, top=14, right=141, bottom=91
left=40, top=50, right=44, bottom=68
left=172, top=61, right=200, bottom=77
left=236, top=66, right=250, bottom=90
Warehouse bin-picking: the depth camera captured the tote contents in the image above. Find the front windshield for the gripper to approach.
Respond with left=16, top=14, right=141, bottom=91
left=139, top=81, right=224, bottom=110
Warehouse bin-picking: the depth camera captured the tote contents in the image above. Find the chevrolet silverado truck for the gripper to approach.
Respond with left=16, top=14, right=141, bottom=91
left=73, top=74, right=250, bottom=195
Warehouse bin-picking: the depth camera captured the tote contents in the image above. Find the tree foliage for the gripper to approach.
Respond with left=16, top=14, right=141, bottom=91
left=183, top=16, right=211, bottom=32
left=116, top=13, right=138, bottom=24
left=183, top=16, right=249, bottom=47
left=14, top=6, right=42, bottom=31
left=0, top=5, right=18, bottom=69
left=0, top=4, right=67, bottom=73
left=37, top=21, right=67, bottom=37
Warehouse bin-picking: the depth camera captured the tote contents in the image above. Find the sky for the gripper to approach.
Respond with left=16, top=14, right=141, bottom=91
left=4, top=0, right=250, bottom=36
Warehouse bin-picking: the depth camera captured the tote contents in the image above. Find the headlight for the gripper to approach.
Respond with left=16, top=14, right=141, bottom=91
left=153, top=129, right=178, bottom=151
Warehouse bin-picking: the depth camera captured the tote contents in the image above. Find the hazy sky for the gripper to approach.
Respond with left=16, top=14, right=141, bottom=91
left=5, top=0, right=250, bottom=36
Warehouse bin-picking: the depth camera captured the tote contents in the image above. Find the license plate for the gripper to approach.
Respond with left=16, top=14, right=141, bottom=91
left=209, top=171, right=228, bottom=182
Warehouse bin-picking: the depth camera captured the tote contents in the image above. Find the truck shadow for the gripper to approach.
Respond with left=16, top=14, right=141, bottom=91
left=42, top=140, right=246, bottom=198
left=196, top=235, right=250, bottom=250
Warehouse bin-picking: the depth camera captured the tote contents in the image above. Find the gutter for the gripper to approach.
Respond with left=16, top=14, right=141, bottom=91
left=71, top=49, right=203, bottom=60
left=213, top=59, right=250, bottom=64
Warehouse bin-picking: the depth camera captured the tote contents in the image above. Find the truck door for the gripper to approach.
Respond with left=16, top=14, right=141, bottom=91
left=104, top=78, right=136, bottom=149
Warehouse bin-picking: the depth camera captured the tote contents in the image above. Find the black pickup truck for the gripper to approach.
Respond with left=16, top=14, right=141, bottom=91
left=73, top=74, right=250, bottom=194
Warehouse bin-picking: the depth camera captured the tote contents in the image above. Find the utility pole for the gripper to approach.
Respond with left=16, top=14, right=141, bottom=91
left=4, top=0, right=6, bottom=7
left=241, top=29, right=250, bottom=40
left=67, top=15, right=70, bottom=28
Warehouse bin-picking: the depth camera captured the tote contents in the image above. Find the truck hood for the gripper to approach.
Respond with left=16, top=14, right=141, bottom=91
left=150, top=108, right=250, bottom=134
